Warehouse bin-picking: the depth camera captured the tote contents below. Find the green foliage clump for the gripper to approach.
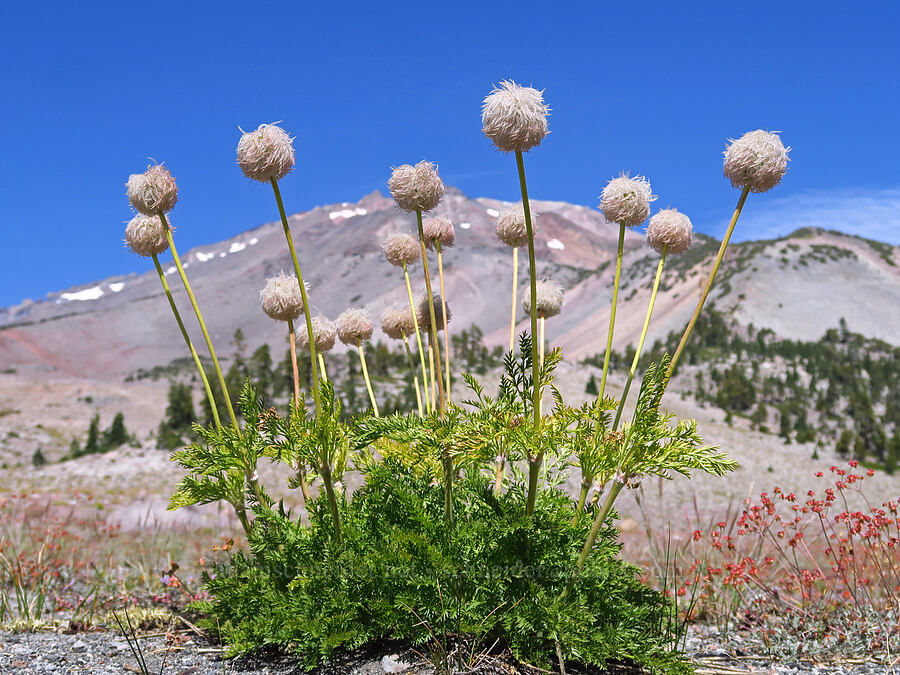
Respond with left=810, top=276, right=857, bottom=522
left=68, top=411, right=131, bottom=459
left=173, top=343, right=733, bottom=673
left=158, top=381, right=197, bottom=450
left=200, top=460, right=690, bottom=674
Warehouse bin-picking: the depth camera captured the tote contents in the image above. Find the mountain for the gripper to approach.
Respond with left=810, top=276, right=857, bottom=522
left=2, top=188, right=899, bottom=380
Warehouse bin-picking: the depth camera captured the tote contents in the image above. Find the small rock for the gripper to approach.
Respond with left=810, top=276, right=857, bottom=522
left=71, top=639, right=88, bottom=653
left=381, top=654, right=409, bottom=673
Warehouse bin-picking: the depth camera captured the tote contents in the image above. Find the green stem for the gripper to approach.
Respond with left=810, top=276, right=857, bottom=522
left=270, top=178, right=321, bottom=417
left=357, top=343, right=379, bottom=416
left=668, top=186, right=750, bottom=379
left=403, top=263, right=431, bottom=413
left=402, top=335, right=424, bottom=417
left=442, top=453, right=454, bottom=526
left=416, top=210, right=446, bottom=413
left=561, top=481, right=624, bottom=600
left=574, top=480, right=590, bottom=515
left=161, top=219, right=239, bottom=434
left=233, top=502, right=251, bottom=537
left=612, top=249, right=667, bottom=431
left=151, top=254, right=221, bottom=431
left=318, top=352, right=328, bottom=382
left=319, top=465, right=343, bottom=545
left=599, top=222, right=626, bottom=402
left=515, top=151, right=541, bottom=517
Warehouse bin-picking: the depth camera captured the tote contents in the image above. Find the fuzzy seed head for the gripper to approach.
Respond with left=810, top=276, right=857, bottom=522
left=381, top=306, right=416, bottom=340
left=126, top=164, right=178, bottom=215
left=336, top=307, right=374, bottom=346
left=481, top=80, right=550, bottom=153
left=387, top=161, right=445, bottom=213
left=599, top=175, right=656, bottom=227
left=259, top=272, right=304, bottom=323
left=523, top=279, right=564, bottom=318
left=422, top=216, right=455, bottom=250
left=416, top=295, right=451, bottom=333
left=236, top=123, right=295, bottom=182
left=297, top=315, right=337, bottom=352
left=381, top=233, right=421, bottom=267
left=124, top=214, right=170, bottom=257
left=723, top=130, right=790, bottom=193
left=646, top=208, right=693, bottom=256
left=495, top=202, right=539, bottom=247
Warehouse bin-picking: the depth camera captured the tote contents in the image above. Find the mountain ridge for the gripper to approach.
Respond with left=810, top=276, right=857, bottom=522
left=1, top=188, right=898, bottom=380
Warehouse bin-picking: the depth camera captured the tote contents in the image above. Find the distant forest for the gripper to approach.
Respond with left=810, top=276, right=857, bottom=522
left=587, top=310, right=900, bottom=473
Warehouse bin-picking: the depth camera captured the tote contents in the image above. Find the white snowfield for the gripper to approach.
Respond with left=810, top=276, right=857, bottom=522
left=329, top=207, right=368, bottom=221
left=547, top=238, right=565, bottom=250
left=60, top=286, right=104, bottom=302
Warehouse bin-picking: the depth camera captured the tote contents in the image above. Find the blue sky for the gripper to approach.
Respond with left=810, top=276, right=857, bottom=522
left=1, top=1, right=899, bottom=307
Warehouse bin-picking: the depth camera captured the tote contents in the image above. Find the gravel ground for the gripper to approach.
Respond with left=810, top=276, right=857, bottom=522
left=0, top=628, right=894, bottom=675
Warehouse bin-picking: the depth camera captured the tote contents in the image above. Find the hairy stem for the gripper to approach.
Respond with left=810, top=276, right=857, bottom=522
left=151, top=254, right=221, bottom=431
left=515, top=151, right=541, bottom=517
left=357, top=343, right=379, bottom=416
left=270, top=178, right=321, bottom=417
left=429, top=340, right=437, bottom=406
left=509, top=246, right=518, bottom=352
left=493, top=456, right=506, bottom=496
left=612, top=248, right=667, bottom=430
left=416, top=210, right=446, bottom=413
left=161, top=220, right=239, bottom=434
left=403, top=263, right=431, bottom=413
left=287, top=318, right=301, bottom=407
left=539, top=315, right=545, bottom=365
left=401, top=334, right=424, bottom=417
left=436, top=243, right=451, bottom=401
left=599, top=222, right=626, bottom=402
left=297, top=465, right=311, bottom=503
left=668, top=185, right=750, bottom=378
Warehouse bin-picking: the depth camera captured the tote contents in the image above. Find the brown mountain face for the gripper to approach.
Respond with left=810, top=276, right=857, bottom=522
left=2, top=188, right=899, bottom=380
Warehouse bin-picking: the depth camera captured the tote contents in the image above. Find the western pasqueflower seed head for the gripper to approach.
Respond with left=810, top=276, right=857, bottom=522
left=523, top=279, right=564, bottom=318
left=600, top=174, right=656, bottom=227
left=236, top=123, right=295, bottom=182
left=297, top=315, right=337, bottom=352
left=495, top=202, right=539, bottom=247
left=381, top=233, right=421, bottom=267
left=416, top=295, right=451, bottom=332
left=337, top=308, right=374, bottom=346
left=481, top=80, right=550, bottom=153
left=124, top=214, right=170, bottom=257
left=646, top=208, right=693, bottom=255
left=387, top=161, right=445, bottom=213
left=723, top=130, right=790, bottom=193
left=381, top=306, right=415, bottom=340
left=126, top=164, right=178, bottom=215
left=259, top=272, right=305, bottom=322
left=422, top=216, right=455, bottom=250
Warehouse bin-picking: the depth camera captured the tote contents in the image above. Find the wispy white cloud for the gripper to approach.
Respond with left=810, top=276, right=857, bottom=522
left=728, top=186, right=900, bottom=245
